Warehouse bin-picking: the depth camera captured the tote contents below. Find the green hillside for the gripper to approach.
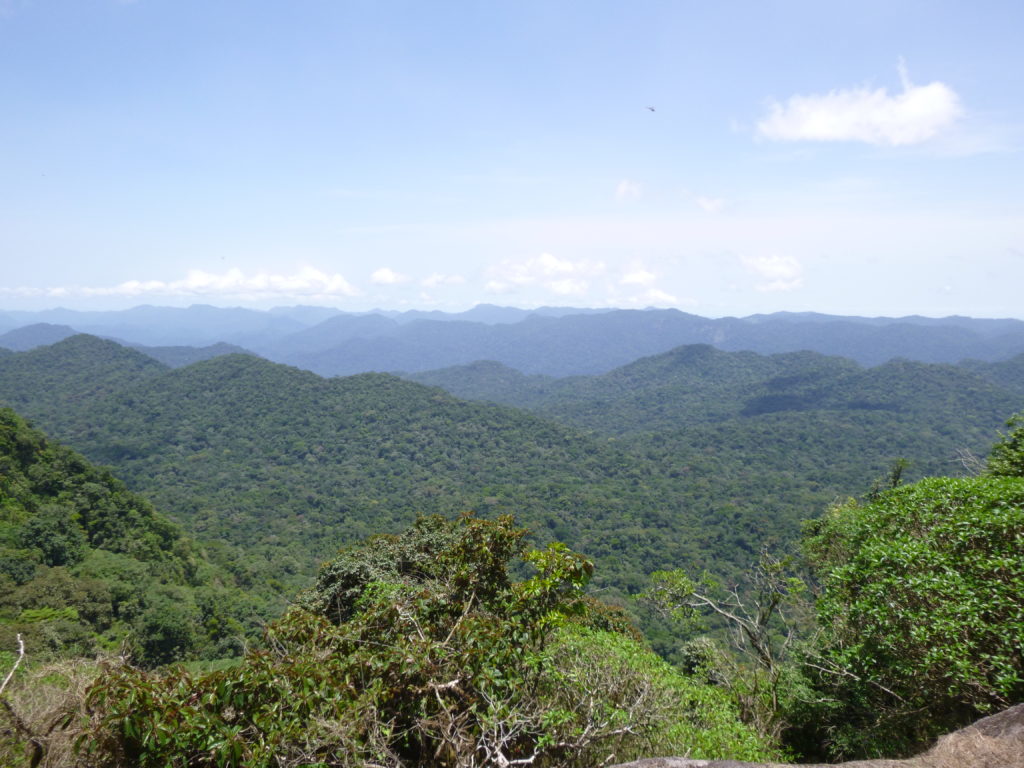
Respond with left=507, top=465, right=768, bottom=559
left=0, top=408, right=262, bottom=666
left=408, top=347, right=1024, bottom=607
left=409, top=346, right=1021, bottom=484
left=0, top=335, right=168, bottom=435
left=0, top=344, right=721, bottom=594
left=1, top=336, right=1021, bottom=652
left=1, top=335, right=1022, bottom=766
left=410, top=344, right=1019, bottom=435
left=961, top=352, right=1024, bottom=395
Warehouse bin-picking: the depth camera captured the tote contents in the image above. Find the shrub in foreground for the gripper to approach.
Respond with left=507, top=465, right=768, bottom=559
left=804, top=475, right=1024, bottom=758
left=75, top=514, right=776, bottom=767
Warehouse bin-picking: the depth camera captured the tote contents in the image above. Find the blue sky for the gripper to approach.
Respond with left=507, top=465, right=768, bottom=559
left=2, top=0, right=1022, bottom=317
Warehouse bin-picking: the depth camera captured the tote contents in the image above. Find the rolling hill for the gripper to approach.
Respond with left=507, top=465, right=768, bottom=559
left=2, top=335, right=1020, bottom=623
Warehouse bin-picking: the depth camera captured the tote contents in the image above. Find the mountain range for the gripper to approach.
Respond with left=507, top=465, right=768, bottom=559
left=3, top=305, right=1024, bottom=375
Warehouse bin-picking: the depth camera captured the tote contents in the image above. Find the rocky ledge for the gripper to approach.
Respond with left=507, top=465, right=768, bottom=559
left=611, top=702, right=1024, bottom=768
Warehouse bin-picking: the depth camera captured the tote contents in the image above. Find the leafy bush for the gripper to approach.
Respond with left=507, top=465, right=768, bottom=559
left=78, top=514, right=776, bottom=767
left=986, top=412, right=1024, bottom=477
left=803, top=475, right=1024, bottom=757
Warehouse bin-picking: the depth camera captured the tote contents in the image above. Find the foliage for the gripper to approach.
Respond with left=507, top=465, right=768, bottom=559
left=17, top=504, right=87, bottom=567
left=78, top=515, right=777, bottom=767
left=802, top=475, right=1024, bottom=758
left=985, top=412, right=1024, bottom=477
left=644, top=551, right=812, bottom=744
left=3, top=335, right=1023, bottom=763
left=0, top=406, right=261, bottom=667
left=3, top=335, right=1018, bottom=656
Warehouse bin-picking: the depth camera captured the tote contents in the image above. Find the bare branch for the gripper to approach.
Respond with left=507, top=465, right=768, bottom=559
left=801, top=658, right=910, bottom=705
left=0, top=634, right=25, bottom=696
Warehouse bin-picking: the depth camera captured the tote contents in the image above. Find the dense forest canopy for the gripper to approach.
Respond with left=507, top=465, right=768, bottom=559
left=638, top=415, right=1024, bottom=761
left=2, top=421, right=1022, bottom=765
left=0, top=407, right=262, bottom=666
left=0, top=335, right=1020, bottom=651
left=0, top=326, right=1022, bottom=766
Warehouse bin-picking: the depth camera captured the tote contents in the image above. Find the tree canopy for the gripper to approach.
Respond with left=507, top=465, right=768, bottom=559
left=986, top=413, right=1024, bottom=477
left=0, top=407, right=262, bottom=667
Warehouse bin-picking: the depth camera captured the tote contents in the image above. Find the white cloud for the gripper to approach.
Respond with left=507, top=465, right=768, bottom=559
left=611, top=265, right=679, bottom=307
left=548, top=278, right=589, bottom=296
left=485, top=253, right=605, bottom=295
left=483, top=280, right=511, bottom=294
left=610, top=285, right=680, bottom=309
left=616, top=179, right=642, bottom=200
left=643, top=288, right=679, bottom=306
left=370, top=267, right=409, bottom=285
left=741, top=254, right=803, bottom=292
left=757, top=63, right=962, bottom=146
left=421, top=272, right=466, bottom=288
left=1, top=267, right=359, bottom=300
left=696, top=196, right=726, bottom=214
left=620, top=269, right=656, bottom=286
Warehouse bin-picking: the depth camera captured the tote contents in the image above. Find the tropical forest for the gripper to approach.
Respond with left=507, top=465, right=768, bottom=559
left=0, top=306, right=1022, bottom=767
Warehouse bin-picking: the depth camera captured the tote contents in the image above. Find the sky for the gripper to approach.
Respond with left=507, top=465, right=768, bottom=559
left=2, top=0, right=1023, bottom=318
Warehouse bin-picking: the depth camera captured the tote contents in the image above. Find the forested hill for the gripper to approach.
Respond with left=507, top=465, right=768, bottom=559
left=408, top=344, right=1020, bottom=441
left=960, top=352, right=1024, bottom=395
left=0, top=407, right=262, bottom=665
left=1, top=342, right=732, bottom=596
left=1, top=335, right=1021, bottom=630
left=409, top=346, right=862, bottom=427
left=0, top=335, right=169, bottom=435
left=407, top=344, right=1024, bottom=502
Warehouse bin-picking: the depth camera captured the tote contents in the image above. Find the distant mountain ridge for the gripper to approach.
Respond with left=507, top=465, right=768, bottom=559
left=0, top=322, right=79, bottom=351
left=2, top=305, right=1023, bottom=374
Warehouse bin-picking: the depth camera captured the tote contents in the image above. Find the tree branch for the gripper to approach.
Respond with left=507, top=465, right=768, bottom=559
left=0, top=634, right=25, bottom=696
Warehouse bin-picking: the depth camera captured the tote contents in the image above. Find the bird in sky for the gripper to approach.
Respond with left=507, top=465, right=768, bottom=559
left=647, top=106, right=655, bottom=112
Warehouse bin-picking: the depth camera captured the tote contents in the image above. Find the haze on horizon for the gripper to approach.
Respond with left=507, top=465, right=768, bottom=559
left=2, top=1, right=1022, bottom=320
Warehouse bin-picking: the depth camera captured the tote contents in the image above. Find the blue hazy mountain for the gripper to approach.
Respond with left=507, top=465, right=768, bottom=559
left=2, top=305, right=1023, bottom=374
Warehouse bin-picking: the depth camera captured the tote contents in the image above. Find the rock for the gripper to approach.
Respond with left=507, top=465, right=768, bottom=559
left=609, top=702, right=1024, bottom=768
left=919, top=701, right=1024, bottom=767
